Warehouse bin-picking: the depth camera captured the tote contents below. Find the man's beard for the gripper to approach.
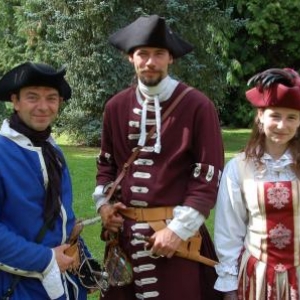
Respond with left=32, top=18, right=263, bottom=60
left=139, top=72, right=163, bottom=87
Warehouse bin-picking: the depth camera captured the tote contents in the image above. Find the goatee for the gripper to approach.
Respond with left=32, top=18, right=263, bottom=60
left=140, top=74, right=163, bottom=87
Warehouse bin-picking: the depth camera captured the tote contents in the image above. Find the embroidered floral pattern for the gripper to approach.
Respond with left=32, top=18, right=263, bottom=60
left=267, top=182, right=290, bottom=209
left=274, top=263, right=286, bottom=272
left=269, top=223, right=291, bottom=249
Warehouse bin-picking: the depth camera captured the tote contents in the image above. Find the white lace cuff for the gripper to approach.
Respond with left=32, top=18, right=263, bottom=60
left=214, top=263, right=238, bottom=292
left=214, top=273, right=238, bottom=292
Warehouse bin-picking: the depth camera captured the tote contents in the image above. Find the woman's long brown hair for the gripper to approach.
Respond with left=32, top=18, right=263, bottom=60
left=244, top=109, right=300, bottom=179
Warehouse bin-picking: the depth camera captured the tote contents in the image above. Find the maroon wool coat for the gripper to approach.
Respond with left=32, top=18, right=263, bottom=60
left=96, top=82, right=224, bottom=300
left=96, top=82, right=223, bottom=215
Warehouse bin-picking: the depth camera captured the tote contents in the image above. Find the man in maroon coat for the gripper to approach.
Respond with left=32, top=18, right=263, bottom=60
left=93, top=15, right=224, bottom=300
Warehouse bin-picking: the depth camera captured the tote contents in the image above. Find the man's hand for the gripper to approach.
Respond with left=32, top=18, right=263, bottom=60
left=99, top=202, right=127, bottom=233
left=53, top=244, right=75, bottom=272
left=149, top=227, right=182, bottom=258
left=223, top=290, right=238, bottom=300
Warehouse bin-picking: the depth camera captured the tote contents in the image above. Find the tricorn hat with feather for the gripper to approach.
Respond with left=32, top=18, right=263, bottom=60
left=246, top=68, right=300, bottom=110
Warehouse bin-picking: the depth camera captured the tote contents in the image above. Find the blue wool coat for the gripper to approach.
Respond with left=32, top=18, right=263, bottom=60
left=0, top=120, right=88, bottom=299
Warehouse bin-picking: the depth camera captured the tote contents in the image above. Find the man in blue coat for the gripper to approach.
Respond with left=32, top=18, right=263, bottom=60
left=0, top=62, right=89, bottom=299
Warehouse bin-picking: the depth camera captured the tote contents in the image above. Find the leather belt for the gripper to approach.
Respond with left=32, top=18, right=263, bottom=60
left=120, top=206, right=217, bottom=267
left=120, top=206, right=174, bottom=222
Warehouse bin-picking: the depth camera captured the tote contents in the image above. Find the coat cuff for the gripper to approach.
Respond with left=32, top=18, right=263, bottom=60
left=41, top=249, right=64, bottom=299
left=214, top=263, right=238, bottom=292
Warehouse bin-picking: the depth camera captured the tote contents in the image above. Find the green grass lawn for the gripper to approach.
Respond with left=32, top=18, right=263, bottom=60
left=57, top=138, right=102, bottom=300
left=58, top=128, right=251, bottom=299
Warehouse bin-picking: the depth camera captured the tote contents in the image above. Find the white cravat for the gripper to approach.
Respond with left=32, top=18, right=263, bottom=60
left=136, top=76, right=178, bottom=153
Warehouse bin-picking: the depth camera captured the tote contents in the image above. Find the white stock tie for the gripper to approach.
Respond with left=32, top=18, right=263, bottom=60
left=138, top=95, right=161, bottom=153
left=136, top=76, right=179, bottom=153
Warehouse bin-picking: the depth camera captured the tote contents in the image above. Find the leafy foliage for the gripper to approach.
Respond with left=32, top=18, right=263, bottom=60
left=0, top=0, right=232, bottom=144
left=51, top=0, right=232, bottom=144
left=222, top=0, right=300, bottom=127
left=2, top=0, right=300, bottom=137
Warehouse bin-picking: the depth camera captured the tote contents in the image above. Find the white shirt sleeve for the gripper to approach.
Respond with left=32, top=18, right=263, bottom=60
left=168, top=205, right=205, bottom=241
left=92, top=185, right=107, bottom=212
left=41, top=249, right=64, bottom=299
left=213, top=157, right=247, bottom=292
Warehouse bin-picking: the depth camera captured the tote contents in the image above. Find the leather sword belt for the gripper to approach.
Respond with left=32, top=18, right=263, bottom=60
left=120, top=206, right=217, bottom=267
left=121, top=206, right=174, bottom=221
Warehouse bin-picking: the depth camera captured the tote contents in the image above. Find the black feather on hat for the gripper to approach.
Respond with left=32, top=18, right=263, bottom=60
left=108, top=15, right=194, bottom=59
left=0, top=62, right=72, bottom=101
left=246, top=68, right=300, bottom=110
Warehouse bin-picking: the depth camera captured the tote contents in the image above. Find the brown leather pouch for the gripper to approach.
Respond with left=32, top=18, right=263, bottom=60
left=64, top=240, right=81, bottom=273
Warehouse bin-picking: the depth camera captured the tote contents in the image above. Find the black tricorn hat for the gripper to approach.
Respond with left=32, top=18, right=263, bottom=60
left=0, top=62, right=72, bottom=101
left=108, top=15, right=194, bottom=59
